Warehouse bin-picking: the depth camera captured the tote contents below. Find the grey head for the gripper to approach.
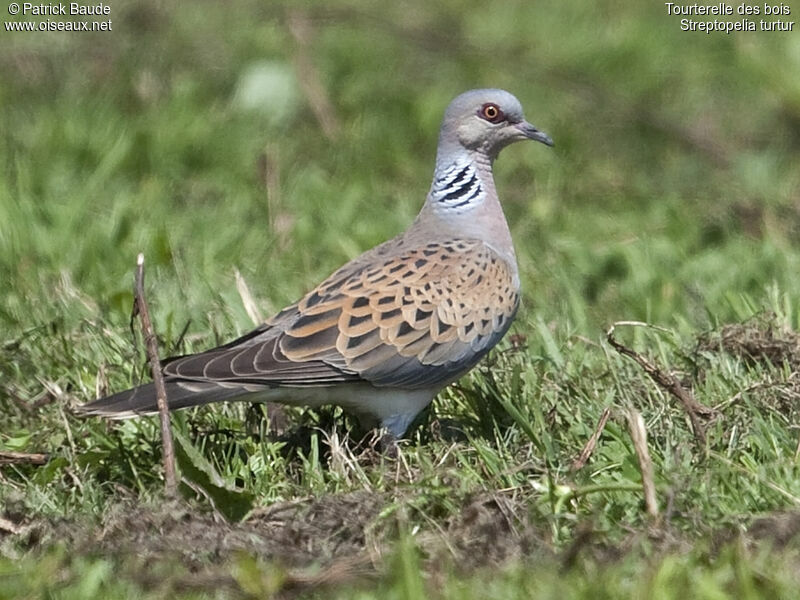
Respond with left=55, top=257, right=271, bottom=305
left=436, top=88, right=553, bottom=163
left=422, top=89, right=552, bottom=226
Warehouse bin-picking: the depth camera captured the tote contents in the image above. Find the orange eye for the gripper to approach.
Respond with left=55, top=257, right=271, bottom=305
left=479, top=103, right=504, bottom=123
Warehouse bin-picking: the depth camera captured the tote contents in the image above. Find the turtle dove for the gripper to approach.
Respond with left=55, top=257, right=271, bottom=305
left=78, top=89, right=553, bottom=438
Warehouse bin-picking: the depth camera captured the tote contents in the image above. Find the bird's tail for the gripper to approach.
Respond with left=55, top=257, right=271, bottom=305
left=75, top=381, right=248, bottom=419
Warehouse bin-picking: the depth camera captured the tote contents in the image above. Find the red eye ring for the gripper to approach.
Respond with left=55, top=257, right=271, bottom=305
left=479, top=103, right=504, bottom=123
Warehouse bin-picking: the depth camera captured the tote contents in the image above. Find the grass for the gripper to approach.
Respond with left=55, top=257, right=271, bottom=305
left=2, top=0, right=800, bottom=597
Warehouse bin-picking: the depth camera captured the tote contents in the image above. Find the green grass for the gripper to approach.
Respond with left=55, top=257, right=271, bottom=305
left=3, top=0, right=800, bottom=597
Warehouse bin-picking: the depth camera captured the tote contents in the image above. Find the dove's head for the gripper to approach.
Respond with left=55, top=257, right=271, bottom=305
left=439, top=89, right=553, bottom=159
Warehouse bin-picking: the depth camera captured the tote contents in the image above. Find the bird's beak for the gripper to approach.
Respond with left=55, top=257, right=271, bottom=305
left=515, top=121, right=554, bottom=147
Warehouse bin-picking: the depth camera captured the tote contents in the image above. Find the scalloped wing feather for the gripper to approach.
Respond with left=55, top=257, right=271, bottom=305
left=161, top=239, right=519, bottom=390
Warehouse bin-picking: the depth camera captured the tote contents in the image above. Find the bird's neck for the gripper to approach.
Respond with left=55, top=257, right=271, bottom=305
left=415, top=150, right=517, bottom=269
left=427, top=150, right=495, bottom=215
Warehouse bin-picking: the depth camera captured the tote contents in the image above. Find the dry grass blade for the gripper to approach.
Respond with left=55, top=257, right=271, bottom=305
left=570, top=407, right=611, bottom=471
left=607, top=321, right=713, bottom=448
left=134, top=253, right=177, bottom=496
left=283, top=554, right=378, bottom=591
left=235, top=269, right=264, bottom=326
left=625, top=408, right=658, bottom=519
left=0, top=451, right=49, bottom=465
left=792, top=420, right=800, bottom=462
left=286, top=9, right=341, bottom=140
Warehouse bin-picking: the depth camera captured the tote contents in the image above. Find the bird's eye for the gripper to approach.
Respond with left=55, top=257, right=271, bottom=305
left=479, top=103, right=504, bottom=123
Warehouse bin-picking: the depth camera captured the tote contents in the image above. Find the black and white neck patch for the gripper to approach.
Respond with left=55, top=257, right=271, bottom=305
left=430, top=160, right=486, bottom=212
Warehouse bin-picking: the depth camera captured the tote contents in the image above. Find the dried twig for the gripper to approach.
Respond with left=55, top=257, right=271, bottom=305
left=286, top=9, right=341, bottom=140
left=133, top=253, right=177, bottom=495
left=570, top=407, right=611, bottom=471
left=0, top=516, right=23, bottom=535
left=625, top=408, right=659, bottom=519
left=607, top=321, right=712, bottom=448
left=0, top=451, right=49, bottom=465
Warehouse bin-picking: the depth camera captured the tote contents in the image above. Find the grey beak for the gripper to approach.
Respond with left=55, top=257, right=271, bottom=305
left=516, top=121, right=554, bottom=147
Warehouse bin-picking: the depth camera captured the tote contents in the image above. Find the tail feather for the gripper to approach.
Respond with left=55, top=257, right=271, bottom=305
left=75, top=381, right=249, bottom=418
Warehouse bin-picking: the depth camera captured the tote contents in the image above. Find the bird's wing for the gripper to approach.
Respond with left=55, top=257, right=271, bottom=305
left=162, top=239, right=519, bottom=390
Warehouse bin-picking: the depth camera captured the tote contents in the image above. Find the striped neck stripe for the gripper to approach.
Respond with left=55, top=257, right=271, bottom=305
left=431, top=161, right=486, bottom=211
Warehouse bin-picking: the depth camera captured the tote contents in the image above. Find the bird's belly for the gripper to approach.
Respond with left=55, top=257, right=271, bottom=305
left=245, top=382, right=436, bottom=428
